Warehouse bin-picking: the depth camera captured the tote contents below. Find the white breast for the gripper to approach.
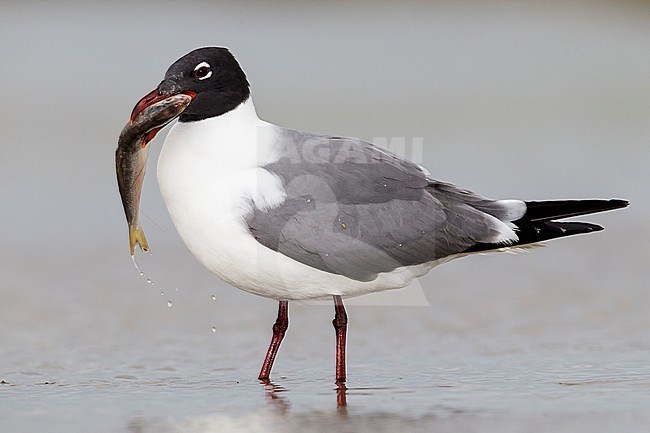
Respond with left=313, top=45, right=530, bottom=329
left=157, top=99, right=430, bottom=300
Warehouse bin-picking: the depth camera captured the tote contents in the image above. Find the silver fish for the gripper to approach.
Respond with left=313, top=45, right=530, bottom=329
left=116, top=93, right=192, bottom=255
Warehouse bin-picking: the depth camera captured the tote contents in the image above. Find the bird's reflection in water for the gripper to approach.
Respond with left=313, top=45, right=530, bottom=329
left=260, top=379, right=291, bottom=413
left=259, top=379, right=349, bottom=412
left=336, top=381, right=348, bottom=410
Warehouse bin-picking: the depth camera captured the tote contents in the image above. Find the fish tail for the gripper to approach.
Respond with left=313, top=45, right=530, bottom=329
left=129, top=225, right=150, bottom=255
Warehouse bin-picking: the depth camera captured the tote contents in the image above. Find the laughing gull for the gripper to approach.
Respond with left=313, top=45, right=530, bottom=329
left=130, top=47, right=628, bottom=385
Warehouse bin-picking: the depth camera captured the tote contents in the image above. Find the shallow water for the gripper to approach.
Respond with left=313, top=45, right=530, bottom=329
left=3, top=230, right=650, bottom=432
left=5, top=356, right=650, bottom=433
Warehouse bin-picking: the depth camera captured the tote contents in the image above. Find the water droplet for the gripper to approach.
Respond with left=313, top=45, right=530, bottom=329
left=160, top=291, right=164, bottom=296
left=131, top=255, right=144, bottom=276
left=211, top=294, right=216, bottom=301
left=383, top=183, right=387, bottom=187
left=398, top=243, right=403, bottom=247
left=167, top=300, right=173, bottom=308
left=146, top=278, right=152, bottom=285
left=325, top=253, right=329, bottom=257
left=306, top=198, right=312, bottom=203
left=211, top=327, right=217, bottom=333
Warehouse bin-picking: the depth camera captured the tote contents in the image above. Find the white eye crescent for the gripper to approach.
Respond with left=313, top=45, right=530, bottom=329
left=193, top=62, right=212, bottom=80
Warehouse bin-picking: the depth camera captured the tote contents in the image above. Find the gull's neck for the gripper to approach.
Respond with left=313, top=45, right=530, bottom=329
left=163, top=96, right=281, bottom=171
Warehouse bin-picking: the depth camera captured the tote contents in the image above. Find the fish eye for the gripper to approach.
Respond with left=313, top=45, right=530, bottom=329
left=192, top=62, right=212, bottom=80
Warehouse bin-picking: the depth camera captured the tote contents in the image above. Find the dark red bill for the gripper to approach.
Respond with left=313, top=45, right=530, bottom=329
left=129, top=89, right=196, bottom=146
left=130, top=89, right=196, bottom=125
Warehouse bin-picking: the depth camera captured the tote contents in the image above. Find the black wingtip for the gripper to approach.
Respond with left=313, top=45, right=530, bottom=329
left=580, top=222, right=604, bottom=233
left=523, top=198, right=629, bottom=222
left=609, top=199, right=630, bottom=209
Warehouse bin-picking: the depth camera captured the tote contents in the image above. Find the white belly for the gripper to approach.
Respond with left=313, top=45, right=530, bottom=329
left=156, top=105, right=431, bottom=300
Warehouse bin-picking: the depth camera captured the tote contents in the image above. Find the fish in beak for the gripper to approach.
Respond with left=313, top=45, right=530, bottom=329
left=116, top=91, right=194, bottom=255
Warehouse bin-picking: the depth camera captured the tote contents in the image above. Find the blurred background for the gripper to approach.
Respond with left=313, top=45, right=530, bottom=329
left=1, top=1, right=649, bottom=432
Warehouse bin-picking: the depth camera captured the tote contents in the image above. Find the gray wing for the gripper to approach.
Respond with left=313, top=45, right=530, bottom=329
left=247, top=129, right=513, bottom=282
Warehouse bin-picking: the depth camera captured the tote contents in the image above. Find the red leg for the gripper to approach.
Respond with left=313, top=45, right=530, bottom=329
left=258, top=301, right=289, bottom=381
left=332, top=295, right=348, bottom=386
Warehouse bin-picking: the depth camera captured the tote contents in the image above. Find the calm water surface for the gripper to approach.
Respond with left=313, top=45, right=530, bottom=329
left=3, top=232, right=650, bottom=433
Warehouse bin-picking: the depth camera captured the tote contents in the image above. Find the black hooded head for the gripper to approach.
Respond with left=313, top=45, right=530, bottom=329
left=158, top=47, right=250, bottom=122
